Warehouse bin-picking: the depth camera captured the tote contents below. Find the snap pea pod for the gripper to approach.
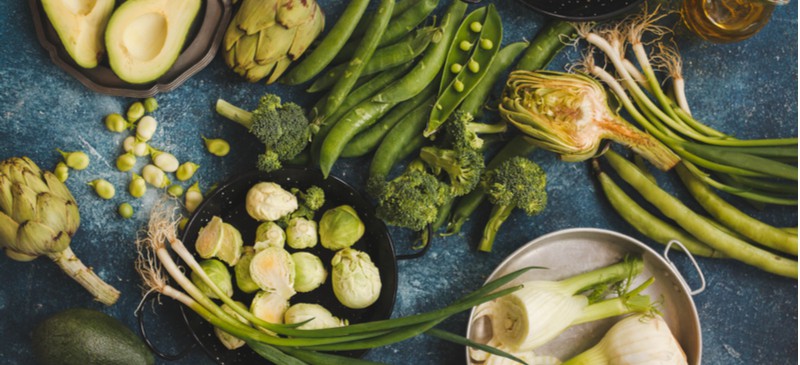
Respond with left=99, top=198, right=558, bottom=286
left=458, top=41, right=528, bottom=118
left=368, top=100, right=433, bottom=184
left=311, top=64, right=412, bottom=164
left=309, top=72, right=379, bottom=121
left=320, top=0, right=395, bottom=119
left=514, top=20, right=575, bottom=71
left=280, top=0, right=371, bottom=85
left=307, top=26, right=438, bottom=93
left=675, top=163, right=798, bottom=255
left=438, top=6, right=488, bottom=93
left=372, top=0, right=468, bottom=104
left=593, top=160, right=722, bottom=258
left=426, top=4, right=502, bottom=137
left=341, top=82, right=437, bottom=158
left=333, top=0, right=439, bottom=64
left=349, top=0, right=420, bottom=39
left=605, top=150, right=797, bottom=278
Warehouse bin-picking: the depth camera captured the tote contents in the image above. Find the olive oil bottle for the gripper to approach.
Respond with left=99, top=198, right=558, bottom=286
left=681, top=0, right=785, bottom=42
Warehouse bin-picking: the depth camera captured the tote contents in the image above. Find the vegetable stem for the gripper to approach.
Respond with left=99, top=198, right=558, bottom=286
left=48, top=247, right=120, bottom=306
left=215, top=99, right=253, bottom=129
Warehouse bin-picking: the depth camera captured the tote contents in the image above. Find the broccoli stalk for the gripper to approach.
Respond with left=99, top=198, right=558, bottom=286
left=479, top=156, right=547, bottom=252
left=215, top=94, right=312, bottom=173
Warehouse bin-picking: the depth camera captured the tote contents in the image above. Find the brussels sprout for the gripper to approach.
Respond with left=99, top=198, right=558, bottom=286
left=245, top=182, right=298, bottom=222
left=217, top=222, right=244, bottom=266
left=331, top=248, right=381, bottom=309
left=250, top=291, right=289, bottom=335
left=291, top=252, right=327, bottom=293
left=195, top=216, right=225, bottom=259
left=191, top=259, right=233, bottom=299
left=284, top=303, right=347, bottom=330
left=319, top=205, right=365, bottom=251
left=286, top=217, right=318, bottom=249
left=250, top=246, right=296, bottom=299
left=254, top=221, right=285, bottom=250
left=215, top=302, right=248, bottom=350
left=234, top=246, right=260, bottom=294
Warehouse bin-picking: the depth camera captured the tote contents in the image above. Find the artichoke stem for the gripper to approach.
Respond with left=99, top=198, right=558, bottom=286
left=48, top=247, right=120, bottom=306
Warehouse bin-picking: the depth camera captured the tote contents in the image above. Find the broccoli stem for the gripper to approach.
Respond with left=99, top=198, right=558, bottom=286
left=216, top=99, right=254, bottom=129
left=468, top=120, right=507, bottom=135
left=478, top=204, right=514, bottom=252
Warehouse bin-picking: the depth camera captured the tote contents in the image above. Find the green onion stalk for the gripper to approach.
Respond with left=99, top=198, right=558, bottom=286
left=136, top=201, right=530, bottom=364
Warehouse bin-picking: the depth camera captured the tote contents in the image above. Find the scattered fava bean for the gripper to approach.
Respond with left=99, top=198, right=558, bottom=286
left=468, top=59, right=480, bottom=73
left=167, top=184, right=184, bottom=197
left=127, top=102, right=145, bottom=122
left=480, top=38, right=494, bottom=50
left=459, top=40, right=473, bottom=51
left=453, top=80, right=465, bottom=92
left=202, top=137, right=230, bottom=157
left=116, top=152, right=137, bottom=172
left=450, top=63, right=463, bottom=74
left=178, top=217, right=189, bottom=231
left=118, top=203, right=134, bottom=219
left=133, top=140, right=149, bottom=157
left=88, top=179, right=115, bottom=199
left=122, top=136, right=135, bottom=153
left=185, top=182, right=203, bottom=213
left=144, top=97, right=159, bottom=113
left=142, top=164, right=170, bottom=188
left=136, top=116, right=158, bottom=141
left=54, top=162, right=69, bottom=182
left=150, top=148, right=179, bottom=172
left=105, top=113, right=129, bottom=132
left=469, top=21, right=483, bottom=33
left=176, top=162, right=200, bottom=181
left=57, top=149, right=90, bottom=170
left=129, top=173, right=147, bottom=198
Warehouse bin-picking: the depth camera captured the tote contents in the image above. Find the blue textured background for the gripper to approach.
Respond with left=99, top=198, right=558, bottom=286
left=0, top=0, right=797, bottom=364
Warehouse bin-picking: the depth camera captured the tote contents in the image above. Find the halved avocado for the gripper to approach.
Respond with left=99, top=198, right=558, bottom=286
left=105, top=0, right=201, bottom=84
left=41, top=0, right=115, bottom=69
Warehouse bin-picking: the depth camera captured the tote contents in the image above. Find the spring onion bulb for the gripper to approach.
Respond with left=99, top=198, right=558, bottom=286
left=562, top=314, right=687, bottom=365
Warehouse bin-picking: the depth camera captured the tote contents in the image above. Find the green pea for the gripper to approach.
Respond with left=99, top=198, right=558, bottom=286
left=129, top=173, right=147, bottom=198
left=167, top=184, right=184, bottom=197
left=54, top=162, right=69, bottom=182
left=144, top=97, right=159, bottom=113
left=88, top=179, right=115, bottom=200
left=118, top=203, right=134, bottom=219
left=459, top=40, right=473, bottom=51
left=176, top=162, right=200, bottom=181
left=453, top=80, right=465, bottom=93
left=480, top=38, right=494, bottom=50
left=469, top=21, right=483, bottom=33
left=127, top=102, right=145, bottom=122
left=450, top=63, right=463, bottom=74
left=57, top=149, right=90, bottom=170
left=116, top=153, right=137, bottom=172
left=203, top=136, right=230, bottom=157
left=468, top=59, right=480, bottom=73
left=105, top=113, right=129, bottom=133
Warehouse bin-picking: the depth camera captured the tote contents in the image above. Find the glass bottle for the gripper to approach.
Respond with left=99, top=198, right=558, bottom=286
left=681, top=0, right=788, bottom=42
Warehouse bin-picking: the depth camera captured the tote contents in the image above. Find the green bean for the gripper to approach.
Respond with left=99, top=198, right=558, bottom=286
left=310, top=64, right=412, bottom=164
left=280, top=0, right=371, bottom=85
left=444, top=136, right=536, bottom=235
left=320, top=100, right=396, bottom=177
left=593, top=160, right=722, bottom=258
left=368, top=101, right=433, bottom=182
left=426, top=5, right=502, bottom=136
left=307, top=26, right=438, bottom=93
left=675, top=163, right=798, bottom=255
left=677, top=142, right=798, bottom=181
left=333, top=0, right=439, bottom=64
left=349, top=0, right=422, bottom=39
left=320, top=0, right=394, bottom=119
left=605, top=150, right=797, bottom=278
left=783, top=227, right=798, bottom=235
left=459, top=41, right=528, bottom=118
left=515, top=20, right=576, bottom=71
left=438, top=6, right=489, bottom=93
left=341, top=83, right=437, bottom=158
left=372, top=0, right=468, bottom=104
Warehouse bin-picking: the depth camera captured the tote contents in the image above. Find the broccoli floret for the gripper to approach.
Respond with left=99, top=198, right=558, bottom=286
left=375, top=161, right=451, bottom=231
left=216, top=94, right=311, bottom=172
left=419, top=146, right=484, bottom=197
left=291, top=186, right=325, bottom=211
left=478, top=156, right=547, bottom=252
left=445, top=111, right=507, bottom=151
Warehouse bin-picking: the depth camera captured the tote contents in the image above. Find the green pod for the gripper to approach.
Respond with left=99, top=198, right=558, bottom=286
left=439, top=7, right=488, bottom=93
left=426, top=4, right=502, bottom=137
left=367, top=99, right=434, bottom=186
left=458, top=41, right=528, bottom=118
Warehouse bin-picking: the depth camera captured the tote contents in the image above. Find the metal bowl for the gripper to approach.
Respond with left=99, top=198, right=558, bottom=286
left=466, top=228, right=702, bottom=364
left=515, top=0, right=644, bottom=21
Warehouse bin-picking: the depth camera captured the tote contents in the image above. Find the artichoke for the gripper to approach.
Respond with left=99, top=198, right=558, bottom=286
left=223, top=0, right=325, bottom=84
left=0, top=157, right=119, bottom=305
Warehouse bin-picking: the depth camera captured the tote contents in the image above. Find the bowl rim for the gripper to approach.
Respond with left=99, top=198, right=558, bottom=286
left=514, top=0, right=645, bottom=21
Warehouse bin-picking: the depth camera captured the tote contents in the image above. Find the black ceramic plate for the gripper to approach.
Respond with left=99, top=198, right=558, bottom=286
left=516, top=0, right=644, bottom=21
left=29, top=0, right=231, bottom=97
left=180, top=168, right=398, bottom=365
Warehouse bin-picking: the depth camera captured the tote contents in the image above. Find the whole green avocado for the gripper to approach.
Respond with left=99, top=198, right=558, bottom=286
left=32, top=308, right=154, bottom=365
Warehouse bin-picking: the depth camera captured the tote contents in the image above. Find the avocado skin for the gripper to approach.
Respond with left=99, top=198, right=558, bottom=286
left=32, top=308, right=154, bottom=365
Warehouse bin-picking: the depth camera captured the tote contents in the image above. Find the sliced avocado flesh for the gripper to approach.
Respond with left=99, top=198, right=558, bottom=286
left=41, top=0, right=116, bottom=69
left=105, top=0, right=201, bottom=84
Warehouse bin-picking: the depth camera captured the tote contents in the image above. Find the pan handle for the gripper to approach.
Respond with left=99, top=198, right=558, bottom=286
left=135, top=291, right=197, bottom=361
left=396, top=224, right=434, bottom=260
left=663, top=240, right=707, bottom=296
